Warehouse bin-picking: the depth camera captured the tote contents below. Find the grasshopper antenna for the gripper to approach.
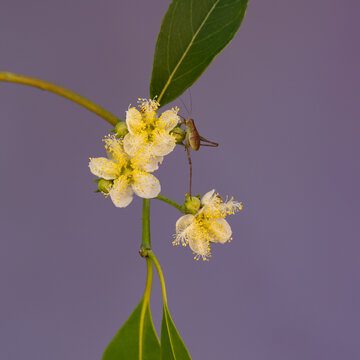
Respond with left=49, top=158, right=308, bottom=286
left=188, top=88, right=193, bottom=116
left=179, top=95, right=191, bottom=118
left=178, top=114, right=187, bottom=123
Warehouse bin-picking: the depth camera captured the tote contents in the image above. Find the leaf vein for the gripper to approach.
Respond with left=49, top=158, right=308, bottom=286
left=165, top=310, right=177, bottom=359
left=158, top=0, right=221, bottom=104
left=172, top=59, right=210, bottom=82
left=193, top=20, right=236, bottom=45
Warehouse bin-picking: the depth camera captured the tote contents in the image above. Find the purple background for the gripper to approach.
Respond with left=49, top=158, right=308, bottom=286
left=1, top=1, right=359, bottom=359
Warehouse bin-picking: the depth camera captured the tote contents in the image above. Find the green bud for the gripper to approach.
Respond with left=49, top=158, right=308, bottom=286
left=114, top=121, right=129, bottom=137
left=98, top=179, right=113, bottom=194
left=171, top=126, right=186, bottom=144
left=184, top=194, right=201, bottom=214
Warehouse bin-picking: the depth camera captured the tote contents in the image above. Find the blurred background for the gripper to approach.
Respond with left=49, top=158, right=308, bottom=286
left=1, top=1, right=359, bottom=359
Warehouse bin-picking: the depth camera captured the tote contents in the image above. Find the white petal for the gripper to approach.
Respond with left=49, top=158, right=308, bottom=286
left=173, top=214, right=195, bottom=246
left=207, top=218, right=232, bottom=244
left=103, top=136, right=126, bottom=163
left=158, top=109, right=179, bottom=131
left=152, top=132, right=176, bottom=156
left=109, top=176, right=134, bottom=207
left=123, top=133, right=146, bottom=156
left=126, top=107, right=143, bottom=134
left=189, top=237, right=211, bottom=260
left=176, top=214, right=195, bottom=233
left=141, top=155, right=164, bottom=172
left=89, top=157, right=120, bottom=180
left=201, top=189, right=216, bottom=205
left=132, top=171, right=161, bottom=198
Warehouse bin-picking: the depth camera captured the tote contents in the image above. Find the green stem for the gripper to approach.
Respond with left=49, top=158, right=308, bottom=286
left=141, top=199, right=151, bottom=250
left=156, top=194, right=184, bottom=213
left=139, top=257, right=153, bottom=358
left=0, top=72, right=119, bottom=126
left=142, top=258, right=153, bottom=304
left=148, top=251, right=167, bottom=305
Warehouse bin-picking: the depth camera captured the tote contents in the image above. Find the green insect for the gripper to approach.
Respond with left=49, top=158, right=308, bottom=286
left=180, top=116, right=218, bottom=197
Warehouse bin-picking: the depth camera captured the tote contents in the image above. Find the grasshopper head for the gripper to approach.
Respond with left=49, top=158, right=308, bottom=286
left=184, top=118, right=195, bottom=130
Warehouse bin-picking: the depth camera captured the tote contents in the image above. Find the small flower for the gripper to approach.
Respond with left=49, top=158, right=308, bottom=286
left=123, top=98, right=179, bottom=171
left=89, top=135, right=161, bottom=207
left=174, top=190, right=242, bottom=260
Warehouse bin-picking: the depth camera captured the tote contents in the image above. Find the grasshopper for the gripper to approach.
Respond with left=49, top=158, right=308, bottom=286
left=180, top=115, right=218, bottom=196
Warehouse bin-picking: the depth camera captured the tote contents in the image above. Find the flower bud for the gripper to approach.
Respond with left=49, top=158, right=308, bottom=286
left=184, top=194, right=201, bottom=214
left=115, top=121, right=129, bottom=138
left=171, top=126, right=185, bottom=144
left=98, top=179, right=113, bottom=194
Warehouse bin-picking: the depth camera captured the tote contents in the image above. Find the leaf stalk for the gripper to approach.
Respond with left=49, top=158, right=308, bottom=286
left=156, top=194, right=184, bottom=213
left=0, top=72, right=119, bottom=126
left=148, top=251, right=168, bottom=305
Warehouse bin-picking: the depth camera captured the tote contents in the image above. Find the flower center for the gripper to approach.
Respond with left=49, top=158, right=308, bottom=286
left=120, top=161, right=134, bottom=182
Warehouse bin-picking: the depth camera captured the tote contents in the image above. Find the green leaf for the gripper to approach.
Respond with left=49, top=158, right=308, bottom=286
left=102, top=298, right=160, bottom=360
left=150, top=0, right=249, bottom=107
left=160, top=305, right=192, bottom=360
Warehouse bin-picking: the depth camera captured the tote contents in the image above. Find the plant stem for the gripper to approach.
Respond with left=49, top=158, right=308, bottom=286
left=142, top=258, right=153, bottom=304
left=148, top=251, right=168, bottom=305
left=0, top=72, right=119, bottom=126
left=139, top=257, right=153, bottom=358
left=141, top=199, right=151, bottom=250
left=156, top=194, right=184, bottom=213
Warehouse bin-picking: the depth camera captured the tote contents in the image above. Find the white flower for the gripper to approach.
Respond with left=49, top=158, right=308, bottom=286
left=89, top=135, right=161, bottom=207
left=123, top=98, right=179, bottom=171
left=174, top=190, right=242, bottom=260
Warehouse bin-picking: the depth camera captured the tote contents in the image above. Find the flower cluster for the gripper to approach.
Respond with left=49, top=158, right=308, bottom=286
left=89, top=98, right=242, bottom=261
left=89, top=98, right=179, bottom=207
left=174, top=190, right=242, bottom=260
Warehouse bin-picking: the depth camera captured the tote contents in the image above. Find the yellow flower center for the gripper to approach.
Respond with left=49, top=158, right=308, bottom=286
left=120, top=162, right=134, bottom=180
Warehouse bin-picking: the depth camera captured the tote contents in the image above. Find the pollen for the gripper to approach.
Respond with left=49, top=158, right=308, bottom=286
left=123, top=98, right=180, bottom=163
left=174, top=189, right=242, bottom=260
left=89, top=134, right=161, bottom=207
